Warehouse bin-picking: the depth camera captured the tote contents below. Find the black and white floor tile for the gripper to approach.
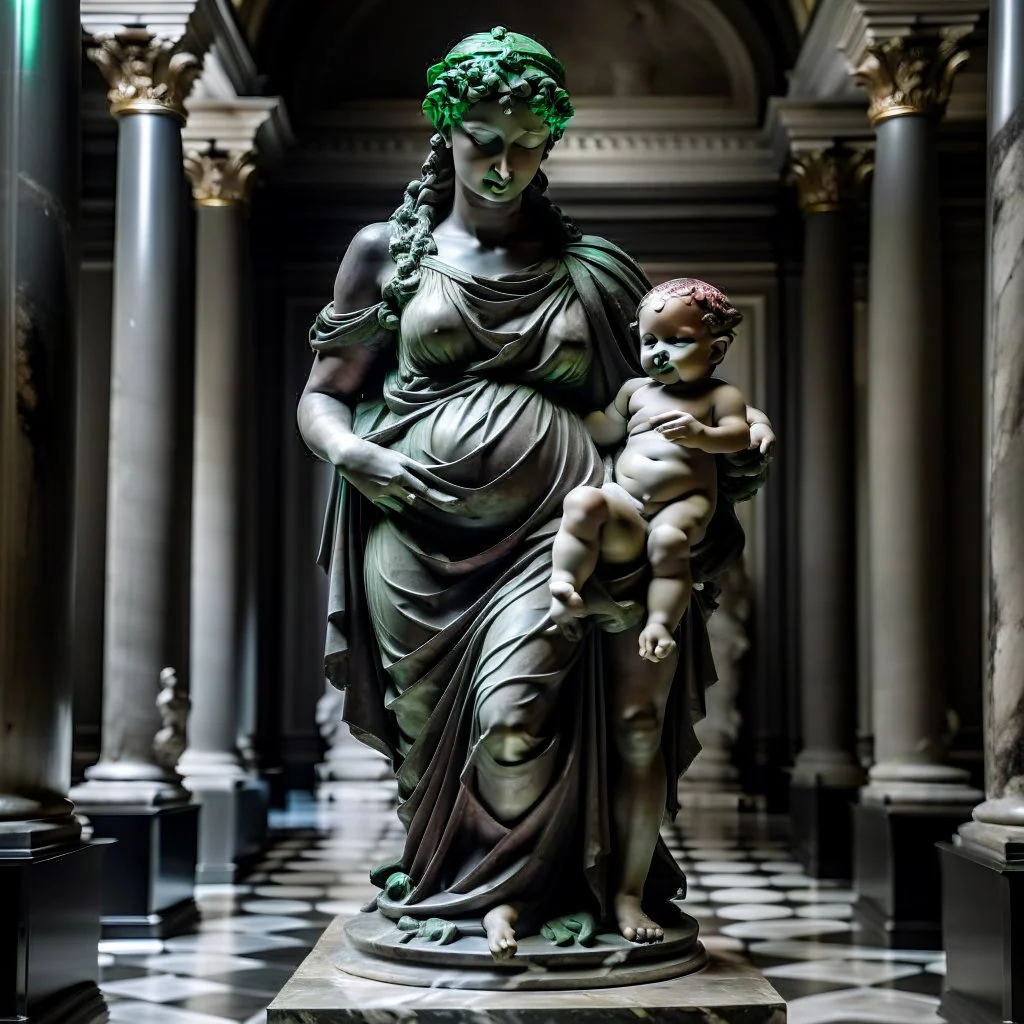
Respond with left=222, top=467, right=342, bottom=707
left=97, top=786, right=946, bottom=1024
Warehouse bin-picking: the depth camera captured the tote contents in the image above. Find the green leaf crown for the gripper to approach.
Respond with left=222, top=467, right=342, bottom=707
left=422, top=26, right=574, bottom=144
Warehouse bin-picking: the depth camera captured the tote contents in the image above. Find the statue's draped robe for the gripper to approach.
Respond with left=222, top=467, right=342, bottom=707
left=310, top=237, right=748, bottom=927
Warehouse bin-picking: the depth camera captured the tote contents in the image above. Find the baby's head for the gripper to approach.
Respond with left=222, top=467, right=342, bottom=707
left=634, top=278, right=742, bottom=385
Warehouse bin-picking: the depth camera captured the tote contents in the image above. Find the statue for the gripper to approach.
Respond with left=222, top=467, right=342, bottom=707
left=297, top=26, right=772, bottom=986
left=153, top=667, right=188, bottom=771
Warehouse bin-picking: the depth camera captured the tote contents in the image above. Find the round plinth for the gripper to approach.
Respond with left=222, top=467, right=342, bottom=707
left=335, top=910, right=708, bottom=990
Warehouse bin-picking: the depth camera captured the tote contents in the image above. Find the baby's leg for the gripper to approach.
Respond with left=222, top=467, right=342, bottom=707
left=639, top=493, right=714, bottom=662
left=549, top=485, right=646, bottom=639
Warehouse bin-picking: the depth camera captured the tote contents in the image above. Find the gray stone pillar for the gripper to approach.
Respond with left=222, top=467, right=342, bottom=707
left=941, top=6, right=1024, bottom=1020
left=854, top=33, right=981, bottom=808
left=70, top=20, right=209, bottom=940
left=0, top=6, right=106, bottom=1021
left=677, top=563, right=758, bottom=809
left=71, top=30, right=205, bottom=807
left=178, top=105, right=279, bottom=879
left=788, top=146, right=868, bottom=877
left=848, top=26, right=982, bottom=947
left=0, top=0, right=81, bottom=852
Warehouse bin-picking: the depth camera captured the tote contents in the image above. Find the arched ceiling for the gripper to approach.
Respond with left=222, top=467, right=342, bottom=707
left=251, top=0, right=799, bottom=125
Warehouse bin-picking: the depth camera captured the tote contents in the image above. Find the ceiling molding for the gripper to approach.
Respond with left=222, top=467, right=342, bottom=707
left=281, top=99, right=779, bottom=189
left=787, top=0, right=988, bottom=111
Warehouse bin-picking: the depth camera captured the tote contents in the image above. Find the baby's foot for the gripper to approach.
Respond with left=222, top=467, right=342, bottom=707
left=549, top=578, right=586, bottom=640
left=638, top=622, right=677, bottom=662
left=483, top=904, right=519, bottom=960
left=615, top=893, right=664, bottom=944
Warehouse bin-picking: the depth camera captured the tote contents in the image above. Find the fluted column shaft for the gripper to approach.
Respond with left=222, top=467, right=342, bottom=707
left=792, top=150, right=866, bottom=788
left=855, top=33, right=981, bottom=804
left=178, top=186, right=250, bottom=778
left=0, top=0, right=81, bottom=848
left=73, top=30, right=205, bottom=805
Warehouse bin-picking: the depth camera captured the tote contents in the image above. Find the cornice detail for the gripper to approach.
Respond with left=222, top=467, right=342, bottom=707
left=790, top=146, right=873, bottom=214
left=851, top=27, right=973, bottom=124
left=85, top=28, right=204, bottom=122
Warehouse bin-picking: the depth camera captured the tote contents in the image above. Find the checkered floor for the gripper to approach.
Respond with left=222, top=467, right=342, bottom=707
left=97, top=781, right=947, bottom=1024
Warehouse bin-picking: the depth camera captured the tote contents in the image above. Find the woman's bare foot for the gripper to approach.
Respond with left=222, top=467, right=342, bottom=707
left=549, top=578, right=586, bottom=640
left=483, top=904, right=519, bottom=960
left=615, top=893, right=664, bottom=943
left=638, top=622, right=676, bottom=662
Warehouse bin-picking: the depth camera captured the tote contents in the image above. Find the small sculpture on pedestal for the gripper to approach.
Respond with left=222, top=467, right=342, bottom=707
left=297, top=26, right=772, bottom=989
left=153, top=667, right=189, bottom=771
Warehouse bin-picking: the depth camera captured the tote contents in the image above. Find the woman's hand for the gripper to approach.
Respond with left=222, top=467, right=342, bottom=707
left=336, top=437, right=460, bottom=512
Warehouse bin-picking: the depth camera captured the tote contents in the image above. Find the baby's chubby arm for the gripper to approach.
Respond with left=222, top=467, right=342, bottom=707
left=583, top=378, right=648, bottom=447
left=651, top=384, right=750, bottom=454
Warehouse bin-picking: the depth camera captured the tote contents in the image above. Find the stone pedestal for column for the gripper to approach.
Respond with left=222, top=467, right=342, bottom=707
left=177, top=99, right=283, bottom=881
left=847, top=26, right=983, bottom=945
left=71, top=20, right=211, bottom=938
left=787, top=146, right=869, bottom=879
left=0, top=3, right=107, bottom=1020
left=941, top=3, right=1024, bottom=1021
left=677, top=564, right=762, bottom=810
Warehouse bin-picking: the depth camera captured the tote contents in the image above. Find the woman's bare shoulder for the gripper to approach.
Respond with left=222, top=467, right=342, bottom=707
left=333, top=222, right=394, bottom=313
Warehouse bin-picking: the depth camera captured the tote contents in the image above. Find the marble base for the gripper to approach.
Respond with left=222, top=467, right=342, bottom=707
left=938, top=838, right=1024, bottom=1024
left=0, top=840, right=109, bottom=1022
left=268, top=915, right=785, bottom=1022
left=676, top=788, right=766, bottom=811
left=184, top=776, right=264, bottom=883
left=853, top=800, right=973, bottom=948
left=790, top=780, right=858, bottom=879
left=238, top=774, right=270, bottom=862
left=342, top=910, right=705, bottom=990
left=78, top=803, right=199, bottom=938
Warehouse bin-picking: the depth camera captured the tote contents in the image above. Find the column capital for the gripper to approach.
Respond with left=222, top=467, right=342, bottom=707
left=181, top=96, right=290, bottom=205
left=183, top=150, right=255, bottom=206
left=790, top=146, right=873, bottom=215
left=85, top=28, right=205, bottom=122
left=851, top=27, right=974, bottom=125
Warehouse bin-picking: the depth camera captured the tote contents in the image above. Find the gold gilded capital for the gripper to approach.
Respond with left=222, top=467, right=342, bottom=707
left=790, top=147, right=872, bottom=216
left=183, top=151, right=257, bottom=207
left=852, top=28, right=972, bottom=126
left=86, top=29, right=203, bottom=123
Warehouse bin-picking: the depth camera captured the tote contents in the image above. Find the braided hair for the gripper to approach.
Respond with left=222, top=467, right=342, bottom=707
left=379, top=27, right=580, bottom=330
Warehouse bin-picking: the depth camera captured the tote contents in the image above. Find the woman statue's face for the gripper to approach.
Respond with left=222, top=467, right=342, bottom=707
left=448, top=99, right=551, bottom=203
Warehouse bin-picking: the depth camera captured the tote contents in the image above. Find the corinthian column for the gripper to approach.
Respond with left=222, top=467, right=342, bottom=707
left=941, top=5, right=1024, bottom=1020
left=848, top=21, right=983, bottom=947
left=71, top=10, right=210, bottom=938
left=177, top=98, right=283, bottom=880
left=789, top=144, right=869, bottom=878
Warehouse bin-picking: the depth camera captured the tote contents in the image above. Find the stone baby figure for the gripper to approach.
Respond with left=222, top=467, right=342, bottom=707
left=548, top=278, right=753, bottom=661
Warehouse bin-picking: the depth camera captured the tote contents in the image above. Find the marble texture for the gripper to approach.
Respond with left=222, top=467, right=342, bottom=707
left=268, top=916, right=785, bottom=1022
left=980, top=98, right=1024, bottom=829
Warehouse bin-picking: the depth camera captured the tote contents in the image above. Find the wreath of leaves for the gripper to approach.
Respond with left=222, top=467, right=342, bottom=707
left=422, top=47, right=574, bottom=143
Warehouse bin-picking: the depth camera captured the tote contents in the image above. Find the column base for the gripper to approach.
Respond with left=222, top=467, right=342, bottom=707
left=676, top=786, right=766, bottom=811
left=75, top=803, right=199, bottom=939
left=184, top=776, right=267, bottom=884
left=790, top=780, right=859, bottom=879
left=0, top=840, right=108, bottom=1023
left=237, top=775, right=270, bottom=864
left=938, top=827, right=1024, bottom=1024
left=852, top=801, right=974, bottom=948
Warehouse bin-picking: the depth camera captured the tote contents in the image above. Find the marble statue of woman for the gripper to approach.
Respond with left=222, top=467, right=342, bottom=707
left=297, top=26, right=771, bottom=962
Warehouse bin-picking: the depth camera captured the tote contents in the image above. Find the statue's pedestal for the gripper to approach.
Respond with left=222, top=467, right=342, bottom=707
left=268, top=916, right=785, bottom=1023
